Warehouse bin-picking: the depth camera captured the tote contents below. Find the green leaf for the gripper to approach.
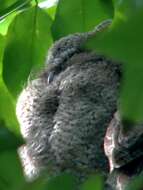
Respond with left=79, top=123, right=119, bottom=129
left=0, top=13, right=16, bottom=36
left=3, top=6, right=53, bottom=98
left=0, top=0, right=31, bottom=19
left=86, top=0, right=143, bottom=123
left=36, top=0, right=47, bottom=3
left=0, top=150, right=25, bottom=190
left=21, top=173, right=77, bottom=190
left=21, top=178, right=47, bottom=190
left=0, top=122, right=23, bottom=152
left=52, top=0, right=113, bottom=40
left=0, top=34, right=5, bottom=76
left=0, top=35, right=19, bottom=134
left=46, top=5, right=57, bottom=20
left=45, top=173, right=77, bottom=190
left=80, top=174, right=103, bottom=190
left=0, top=80, right=20, bottom=134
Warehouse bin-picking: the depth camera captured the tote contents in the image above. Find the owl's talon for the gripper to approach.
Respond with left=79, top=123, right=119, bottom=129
left=48, top=71, right=55, bottom=84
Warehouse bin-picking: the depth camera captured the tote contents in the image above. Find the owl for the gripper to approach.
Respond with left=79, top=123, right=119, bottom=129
left=16, top=20, right=121, bottom=183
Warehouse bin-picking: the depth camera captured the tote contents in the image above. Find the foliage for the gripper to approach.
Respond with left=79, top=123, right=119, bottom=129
left=86, top=0, right=143, bottom=123
left=0, top=0, right=143, bottom=189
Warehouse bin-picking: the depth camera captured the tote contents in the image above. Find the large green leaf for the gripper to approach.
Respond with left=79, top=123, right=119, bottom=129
left=45, top=173, right=77, bottom=190
left=20, top=173, right=77, bottom=190
left=0, top=13, right=16, bottom=36
left=0, top=35, right=19, bottom=134
left=0, top=122, right=23, bottom=152
left=80, top=174, right=103, bottom=190
left=0, top=81, right=20, bottom=134
left=0, top=34, right=5, bottom=76
left=52, top=0, right=113, bottom=40
left=0, top=0, right=31, bottom=19
left=0, top=150, right=25, bottom=190
left=86, top=0, right=143, bottom=123
left=46, top=5, right=57, bottom=20
left=3, top=7, right=53, bottom=97
left=21, top=178, right=47, bottom=190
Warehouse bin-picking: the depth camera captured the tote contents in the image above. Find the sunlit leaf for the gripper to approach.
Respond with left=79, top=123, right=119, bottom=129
left=46, top=5, right=57, bottom=20
left=0, top=13, right=16, bottom=36
left=0, top=80, right=20, bottom=134
left=0, top=34, right=5, bottom=76
left=0, top=0, right=31, bottom=20
left=3, top=6, right=53, bottom=97
left=0, top=35, right=19, bottom=134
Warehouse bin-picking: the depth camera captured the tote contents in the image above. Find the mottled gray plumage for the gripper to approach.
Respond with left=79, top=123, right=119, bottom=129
left=16, top=20, right=121, bottom=182
left=104, top=112, right=143, bottom=190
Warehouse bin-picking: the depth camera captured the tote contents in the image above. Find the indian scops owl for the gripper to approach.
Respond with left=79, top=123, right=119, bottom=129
left=16, top=20, right=121, bottom=182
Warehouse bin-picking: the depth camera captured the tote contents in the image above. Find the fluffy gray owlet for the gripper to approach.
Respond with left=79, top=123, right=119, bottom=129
left=16, top=20, right=121, bottom=182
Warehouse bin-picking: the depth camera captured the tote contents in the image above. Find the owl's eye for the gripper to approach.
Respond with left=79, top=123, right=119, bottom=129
left=56, top=47, right=61, bottom=51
